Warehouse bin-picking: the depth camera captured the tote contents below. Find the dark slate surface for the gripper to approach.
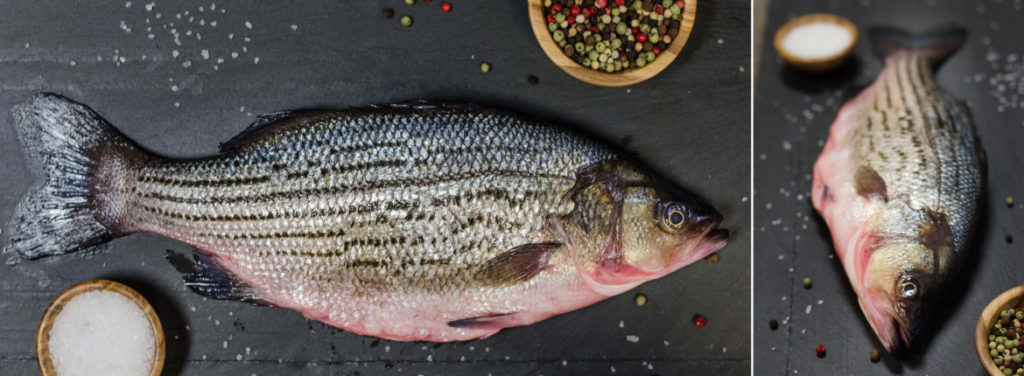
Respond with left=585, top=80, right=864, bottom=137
left=754, top=0, right=1024, bottom=375
left=0, top=1, right=750, bottom=375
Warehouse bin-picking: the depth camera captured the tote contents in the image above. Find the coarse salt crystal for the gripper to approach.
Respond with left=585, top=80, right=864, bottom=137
left=48, top=290, right=154, bottom=376
left=781, top=21, right=853, bottom=60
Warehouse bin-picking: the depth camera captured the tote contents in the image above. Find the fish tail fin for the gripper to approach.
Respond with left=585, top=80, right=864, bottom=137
left=869, top=26, right=966, bottom=68
left=5, top=93, right=149, bottom=261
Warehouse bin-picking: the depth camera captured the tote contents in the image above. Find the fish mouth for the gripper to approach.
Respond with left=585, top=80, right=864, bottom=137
left=863, top=301, right=914, bottom=353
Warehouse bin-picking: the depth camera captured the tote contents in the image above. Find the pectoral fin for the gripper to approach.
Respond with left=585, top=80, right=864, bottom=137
left=854, top=166, right=888, bottom=201
left=475, top=242, right=561, bottom=286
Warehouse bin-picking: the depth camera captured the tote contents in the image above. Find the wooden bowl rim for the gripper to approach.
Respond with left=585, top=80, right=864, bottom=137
left=975, top=285, right=1024, bottom=376
left=773, top=13, right=859, bottom=65
left=36, top=279, right=166, bottom=376
left=527, top=0, right=697, bottom=87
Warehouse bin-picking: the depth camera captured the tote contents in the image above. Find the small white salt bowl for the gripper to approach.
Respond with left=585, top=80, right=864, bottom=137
left=774, top=13, right=859, bottom=73
left=36, top=280, right=165, bottom=376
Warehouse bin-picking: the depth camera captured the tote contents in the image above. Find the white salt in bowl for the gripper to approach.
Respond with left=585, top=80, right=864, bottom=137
left=774, top=13, right=858, bottom=73
left=36, top=280, right=165, bottom=376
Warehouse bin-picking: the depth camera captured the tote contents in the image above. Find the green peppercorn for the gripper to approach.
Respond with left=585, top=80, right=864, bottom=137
left=552, top=30, right=564, bottom=42
left=405, top=0, right=415, bottom=4
left=635, top=293, right=647, bottom=306
left=400, top=16, right=413, bottom=27
left=803, top=277, right=812, bottom=289
left=548, top=22, right=558, bottom=32
left=480, top=62, right=491, bottom=73
left=636, top=57, right=647, bottom=67
left=617, top=22, right=628, bottom=35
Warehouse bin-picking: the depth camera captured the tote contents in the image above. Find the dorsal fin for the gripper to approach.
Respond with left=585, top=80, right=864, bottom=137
left=220, top=101, right=480, bottom=153
left=219, top=110, right=342, bottom=153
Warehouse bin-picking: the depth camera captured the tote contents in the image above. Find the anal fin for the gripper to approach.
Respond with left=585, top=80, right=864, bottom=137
left=165, top=250, right=272, bottom=306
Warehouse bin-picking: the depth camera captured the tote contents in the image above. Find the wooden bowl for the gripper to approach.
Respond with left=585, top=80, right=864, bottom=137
left=36, top=280, right=165, bottom=376
left=976, top=285, right=1024, bottom=376
left=528, top=0, right=697, bottom=87
left=773, top=13, right=858, bottom=73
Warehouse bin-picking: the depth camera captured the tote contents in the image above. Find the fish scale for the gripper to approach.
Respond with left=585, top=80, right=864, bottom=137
left=7, top=95, right=726, bottom=342
left=131, top=109, right=603, bottom=292
left=853, top=52, right=980, bottom=252
left=812, top=27, right=984, bottom=352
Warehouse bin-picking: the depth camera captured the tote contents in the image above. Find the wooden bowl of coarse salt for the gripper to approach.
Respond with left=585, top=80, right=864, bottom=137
left=37, top=280, right=165, bottom=376
left=774, top=13, right=858, bottom=73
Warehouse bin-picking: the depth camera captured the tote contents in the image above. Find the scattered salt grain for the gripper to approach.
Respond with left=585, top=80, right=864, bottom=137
left=48, top=290, right=155, bottom=376
left=781, top=22, right=853, bottom=60
left=244, top=21, right=252, bottom=29
left=626, top=335, right=639, bottom=343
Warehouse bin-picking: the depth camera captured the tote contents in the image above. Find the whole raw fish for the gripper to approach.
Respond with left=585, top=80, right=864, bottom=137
left=811, top=27, right=985, bottom=352
left=5, top=94, right=727, bottom=342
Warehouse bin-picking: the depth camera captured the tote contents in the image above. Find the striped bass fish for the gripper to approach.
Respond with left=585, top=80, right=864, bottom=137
left=811, top=27, right=985, bottom=352
left=6, top=94, right=727, bottom=342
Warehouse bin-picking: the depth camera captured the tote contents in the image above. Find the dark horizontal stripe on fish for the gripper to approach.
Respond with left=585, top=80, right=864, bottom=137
left=139, top=169, right=570, bottom=205
left=141, top=174, right=271, bottom=188
left=137, top=187, right=540, bottom=222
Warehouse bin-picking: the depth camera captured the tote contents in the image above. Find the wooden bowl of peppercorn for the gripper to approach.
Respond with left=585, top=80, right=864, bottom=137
left=976, top=285, right=1024, bottom=376
left=528, top=0, right=697, bottom=87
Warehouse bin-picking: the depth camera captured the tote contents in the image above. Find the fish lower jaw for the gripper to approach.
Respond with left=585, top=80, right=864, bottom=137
left=859, top=297, right=900, bottom=353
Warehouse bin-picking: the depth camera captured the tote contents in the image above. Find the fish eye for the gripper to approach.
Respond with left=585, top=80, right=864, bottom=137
left=899, top=276, right=919, bottom=299
left=661, top=203, right=688, bottom=231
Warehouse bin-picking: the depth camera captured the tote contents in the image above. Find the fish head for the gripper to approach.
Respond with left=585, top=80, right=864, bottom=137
left=559, top=161, right=727, bottom=295
left=856, top=204, right=955, bottom=353
left=616, top=185, right=728, bottom=275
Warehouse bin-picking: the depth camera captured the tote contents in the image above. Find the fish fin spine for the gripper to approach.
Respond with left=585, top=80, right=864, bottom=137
left=475, top=242, right=561, bottom=286
left=6, top=93, right=148, bottom=260
left=166, top=250, right=272, bottom=306
left=447, top=312, right=519, bottom=330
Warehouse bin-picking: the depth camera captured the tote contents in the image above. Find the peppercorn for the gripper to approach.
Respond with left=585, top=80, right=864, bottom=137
left=1009, top=197, right=1016, bottom=207
left=480, top=62, right=491, bottom=73
left=769, top=319, right=779, bottom=330
left=869, top=349, right=880, bottom=362
left=816, top=344, right=826, bottom=357
left=706, top=254, right=719, bottom=264
left=382, top=8, right=395, bottom=19
left=404, top=0, right=415, bottom=5
left=1008, top=235, right=1014, bottom=243
left=527, top=75, right=540, bottom=85
left=400, top=16, right=413, bottom=27
left=634, top=293, right=647, bottom=306
left=693, top=315, right=706, bottom=328
left=803, top=277, right=812, bottom=289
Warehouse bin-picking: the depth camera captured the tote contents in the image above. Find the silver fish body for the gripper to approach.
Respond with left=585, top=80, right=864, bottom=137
left=812, top=27, right=985, bottom=352
left=7, top=95, right=727, bottom=342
